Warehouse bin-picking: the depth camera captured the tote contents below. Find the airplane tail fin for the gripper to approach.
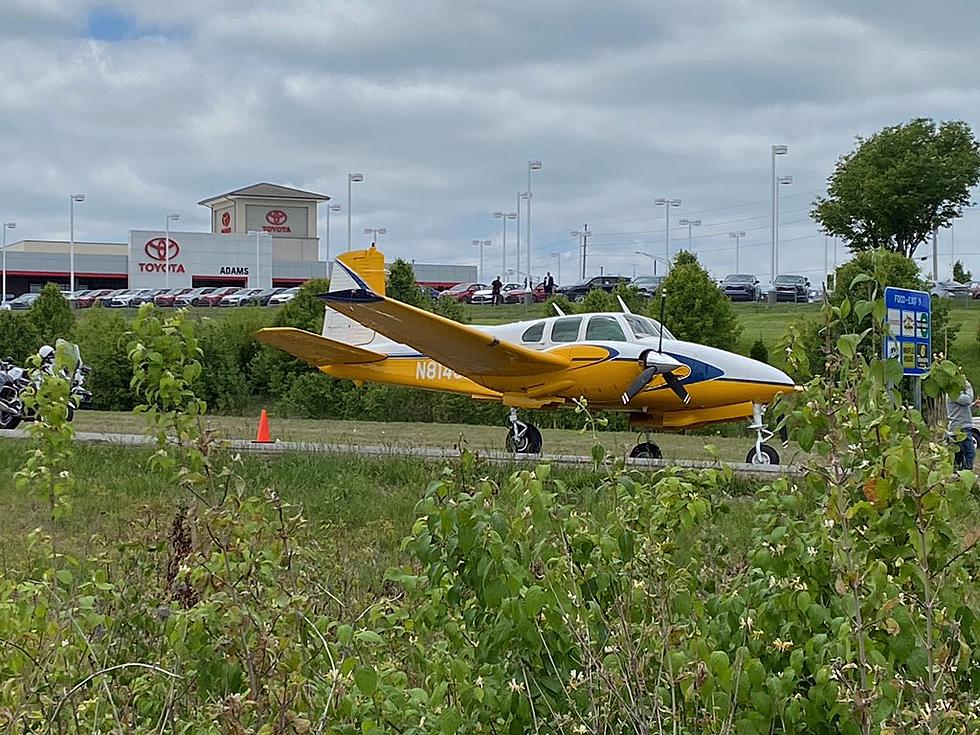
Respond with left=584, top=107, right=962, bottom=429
left=323, top=246, right=386, bottom=345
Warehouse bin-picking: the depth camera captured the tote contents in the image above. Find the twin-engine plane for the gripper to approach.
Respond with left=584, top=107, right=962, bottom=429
left=256, top=247, right=796, bottom=464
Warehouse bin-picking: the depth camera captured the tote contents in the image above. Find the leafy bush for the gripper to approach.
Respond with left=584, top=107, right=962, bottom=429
left=27, top=282, right=74, bottom=347
left=661, top=250, right=742, bottom=349
left=431, top=293, right=467, bottom=322
left=749, top=337, right=769, bottom=363
left=0, top=310, right=35, bottom=362
left=74, top=307, right=133, bottom=410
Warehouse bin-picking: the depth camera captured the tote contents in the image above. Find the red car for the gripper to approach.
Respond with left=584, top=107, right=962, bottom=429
left=154, top=287, right=192, bottom=307
left=438, top=282, right=486, bottom=303
left=75, top=289, right=115, bottom=308
left=507, top=282, right=548, bottom=303
left=196, top=286, right=242, bottom=306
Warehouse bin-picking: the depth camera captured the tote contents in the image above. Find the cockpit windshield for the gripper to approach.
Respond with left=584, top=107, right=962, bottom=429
left=624, top=315, right=675, bottom=341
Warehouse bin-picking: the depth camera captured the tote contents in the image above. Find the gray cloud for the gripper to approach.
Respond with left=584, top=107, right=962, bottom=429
left=0, top=0, right=978, bottom=285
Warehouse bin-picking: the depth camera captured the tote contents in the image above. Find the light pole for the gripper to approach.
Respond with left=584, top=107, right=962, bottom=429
left=729, top=231, right=746, bottom=272
left=248, top=230, right=262, bottom=287
left=550, top=251, right=561, bottom=285
left=164, top=213, right=180, bottom=289
left=363, top=227, right=387, bottom=246
left=678, top=218, right=701, bottom=251
left=526, top=161, right=542, bottom=290
left=571, top=225, right=591, bottom=278
left=770, top=145, right=788, bottom=282
left=516, top=192, right=529, bottom=285
left=2, top=222, right=15, bottom=304
left=325, top=203, right=341, bottom=267
left=69, top=193, right=85, bottom=293
left=774, top=175, right=793, bottom=276
left=493, top=211, right=517, bottom=278
left=654, top=197, right=681, bottom=269
left=347, top=173, right=363, bottom=251
left=473, top=239, right=491, bottom=282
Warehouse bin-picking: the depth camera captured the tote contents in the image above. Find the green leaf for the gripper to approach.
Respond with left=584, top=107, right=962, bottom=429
left=55, top=569, right=73, bottom=586
left=354, top=664, right=378, bottom=696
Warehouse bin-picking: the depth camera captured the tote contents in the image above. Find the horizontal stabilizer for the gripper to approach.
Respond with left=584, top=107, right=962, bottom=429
left=255, top=327, right=386, bottom=366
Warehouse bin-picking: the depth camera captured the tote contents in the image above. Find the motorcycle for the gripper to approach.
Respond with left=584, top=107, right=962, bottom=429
left=0, top=345, right=92, bottom=430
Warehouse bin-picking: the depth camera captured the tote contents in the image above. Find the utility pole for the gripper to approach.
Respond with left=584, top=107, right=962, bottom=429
left=932, top=227, right=938, bottom=282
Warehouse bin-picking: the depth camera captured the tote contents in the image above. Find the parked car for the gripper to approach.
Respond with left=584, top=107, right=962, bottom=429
left=721, top=274, right=762, bottom=302
left=439, top=282, right=487, bottom=303
left=772, top=275, right=810, bottom=303
left=419, top=286, right=441, bottom=301
left=6, top=292, right=40, bottom=310
left=559, top=275, right=629, bottom=302
left=196, top=287, right=242, bottom=306
left=251, top=287, right=285, bottom=306
left=631, top=275, right=664, bottom=297
left=74, top=289, right=114, bottom=308
left=174, top=287, right=215, bottom=307
left=269, top=286, right=300, bottom=305
left=91, top=289, right=126, bottom=307
left=470, top=283, right=522, bottom=305
left=932, top=280, right=971, bottom=298
left=153, top=287, right=193, bottom=307
left=219, top=287, right=266, bottom=306
left=507, top=282, right=549, bottom=303
left=104, top=289, right=156, bottom=308
left=130, top=288, right=165, bottom=306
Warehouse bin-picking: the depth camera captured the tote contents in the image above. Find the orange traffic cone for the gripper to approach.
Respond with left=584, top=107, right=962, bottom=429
left=254, top=409, right=272, bottom=443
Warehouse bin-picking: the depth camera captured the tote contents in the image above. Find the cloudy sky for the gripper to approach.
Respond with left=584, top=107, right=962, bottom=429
left=2, top=0, right=979, bottom=285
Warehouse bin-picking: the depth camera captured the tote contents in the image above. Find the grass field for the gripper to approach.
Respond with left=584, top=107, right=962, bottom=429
left=69, top=410, right=801, bottom=464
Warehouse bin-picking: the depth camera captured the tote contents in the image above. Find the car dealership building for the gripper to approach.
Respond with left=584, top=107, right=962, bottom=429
left=1, top=182, right=475, bottom=296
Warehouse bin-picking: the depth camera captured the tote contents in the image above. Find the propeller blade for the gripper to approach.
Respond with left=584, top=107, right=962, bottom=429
left=621, top=365, right=658, bottom=404
left=663, top=371, right=691, bottom=404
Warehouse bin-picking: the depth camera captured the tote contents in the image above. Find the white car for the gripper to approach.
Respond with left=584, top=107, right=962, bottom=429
left=269, top=286, right=300, bottom=305
left=218, top=287, right=266, bottom=306
left=470, top=283, right=522, bottom=305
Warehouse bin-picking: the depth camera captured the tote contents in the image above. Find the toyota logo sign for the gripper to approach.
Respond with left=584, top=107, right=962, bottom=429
left=144, top=237, right=180, bottom=261
left=221, top=211, right=231, bottom=227
left=266, top=209, right=288, bottom=226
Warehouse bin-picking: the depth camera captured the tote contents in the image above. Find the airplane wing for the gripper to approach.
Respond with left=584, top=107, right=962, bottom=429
left=321, top=290, right=569, bottom=377
left=254, top=327, right=386, bottom=366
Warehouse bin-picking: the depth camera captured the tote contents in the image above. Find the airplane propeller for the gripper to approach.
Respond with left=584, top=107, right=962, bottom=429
left=621, top=350, right=691, bottom=405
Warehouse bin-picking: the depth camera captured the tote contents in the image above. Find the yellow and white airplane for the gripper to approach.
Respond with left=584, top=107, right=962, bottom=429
left=256, top=247, right=796, bottom=464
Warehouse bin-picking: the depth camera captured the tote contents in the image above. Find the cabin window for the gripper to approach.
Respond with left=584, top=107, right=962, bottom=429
left=585, top=315, right=626, bottom=341
left=550, top=317, right=582, bottom=343
left=521, top=322, right=545, bottom=342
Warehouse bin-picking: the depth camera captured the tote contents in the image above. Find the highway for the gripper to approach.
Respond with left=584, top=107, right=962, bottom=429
left=0, top=429, right=802, bottom=479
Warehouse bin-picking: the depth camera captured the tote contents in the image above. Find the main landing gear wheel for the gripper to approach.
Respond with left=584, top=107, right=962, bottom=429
left=0, top=411, right=21, bottom=431
left=505, top=408, right=542, bottom=454
left=746, top=444, right=779, bottom=465
left=629, top=442, right=662, bottom=459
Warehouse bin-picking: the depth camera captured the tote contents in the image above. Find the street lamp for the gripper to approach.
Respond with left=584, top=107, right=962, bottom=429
left=571, top=226, right=591, bottom=278
left=549, top=251, right=562, bottom=285
left=770, top=145, right=788, bottom=282
left=516, top=192, right=529, bottom=285
left=654, top=197, right=681, bottom=268
left=164, top=213, right=180, bottom=289
left=69, top=193, right=85, bottom=293
left=347, top=173, right=364, bottom=251
left=363, top=227, right=387, bottom=245
left=729, top=231, right=746, bottom=272
left=526, top=161, right=542, bottom=290
left=473, top=239, right=491, bottom=282
left=677, top=218, right=701, bottom=251
left=325, top=203, right=341, bottom=266
left=493, top=211, right=517, bottom=278
left=775, top=175, right=793, bottom=276
left=2, top=222, right=15, bottom=304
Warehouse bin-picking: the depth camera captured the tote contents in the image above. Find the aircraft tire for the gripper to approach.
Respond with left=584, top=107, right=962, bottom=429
left=746, top=444, right=779, bottom=465
left=629, top=442, right=662, bottom=460
left=505, top=422, right=542, bottom=454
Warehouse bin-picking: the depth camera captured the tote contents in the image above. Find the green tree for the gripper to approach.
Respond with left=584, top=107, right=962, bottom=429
left=0, top=312, right=35, bottom=363
left=749, top=338, right=769, bottom=364
left=27, top=283, right=74, bottom=347
left=74, top=308, right=133, bottom=410
left=660, top=251, right=742, bottom=349
left=953, top=259, right=971, bottom=283
left=386, top=259, right=425, bottom=307
left=575, top=288, right=618, bottom=314
left=812, top=118, right=980, bottom=257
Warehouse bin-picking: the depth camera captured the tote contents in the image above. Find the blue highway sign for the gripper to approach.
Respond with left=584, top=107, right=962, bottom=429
left=883, top=286, right=931, bottom=377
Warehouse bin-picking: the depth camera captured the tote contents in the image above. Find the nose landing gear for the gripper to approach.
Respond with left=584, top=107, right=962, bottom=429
left=505, top=407, right=542, bottom=454
left=746, top=402, right=780, bottom=465
left=629, top=431, right=662, bottom=459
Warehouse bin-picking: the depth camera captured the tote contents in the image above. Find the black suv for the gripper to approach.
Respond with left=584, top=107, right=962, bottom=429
left=559, top=275, right=629, bottom=301
left=773, top=275, right=810, bottom=303
left=721, top=274, right=761, bottom=302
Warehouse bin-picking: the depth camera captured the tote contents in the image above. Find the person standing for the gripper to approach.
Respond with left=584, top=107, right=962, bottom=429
left=491, top=276, right=503, bottom=306
left=544, top=271, right=555, bottom=296
left=947, top=379, right=979, bottom=470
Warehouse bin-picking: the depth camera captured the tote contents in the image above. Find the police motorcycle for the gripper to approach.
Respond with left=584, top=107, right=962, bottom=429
left=0, top=342, right=92, bottom=430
